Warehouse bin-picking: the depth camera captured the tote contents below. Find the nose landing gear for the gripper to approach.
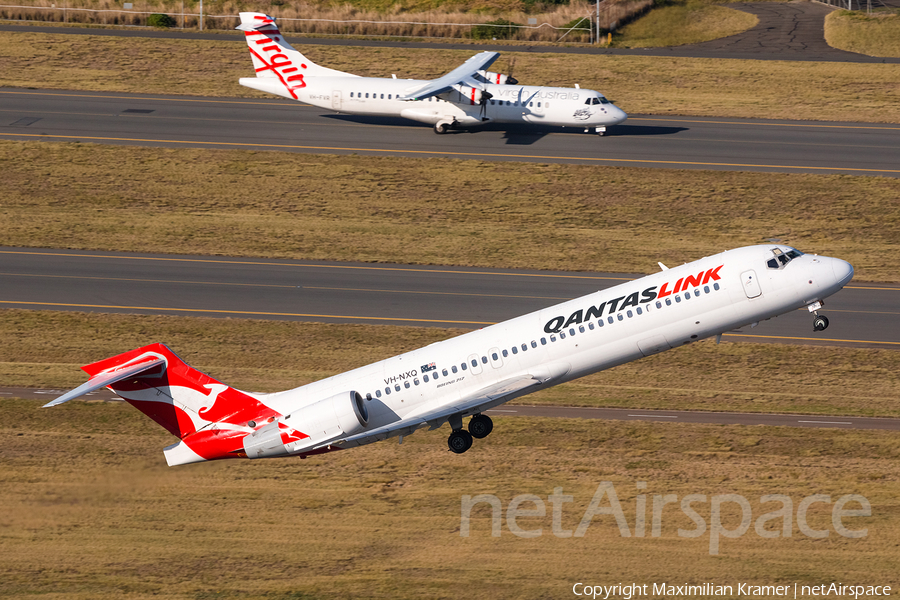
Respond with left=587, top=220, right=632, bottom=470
left=807, top=301, right=829, bottom=332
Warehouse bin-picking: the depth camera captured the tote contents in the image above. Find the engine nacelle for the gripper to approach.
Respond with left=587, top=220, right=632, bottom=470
left=451, top=84, right=492, bottom=105
left=243, top=391, right=368, bottom=459
left=475, top=70, right=516, bottom=85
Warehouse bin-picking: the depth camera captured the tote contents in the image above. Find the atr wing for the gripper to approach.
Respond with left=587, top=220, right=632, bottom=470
left=399, top=51, right=500, bottom=101
left=321, top=374, right=542, bottom=449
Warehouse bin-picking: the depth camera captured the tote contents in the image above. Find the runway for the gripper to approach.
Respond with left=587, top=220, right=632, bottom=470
left=2, top=88, right=900, bottom=176
left=5, top=386, right=899, bottom=431
left=1, top=247, right=897, bottom=349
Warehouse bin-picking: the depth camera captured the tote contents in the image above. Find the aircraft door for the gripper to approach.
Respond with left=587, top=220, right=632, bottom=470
left=741, top=270, right=762, bottom=298
left=467, top=354, right=483, bottom=375
left=332, top=91, right=342, bottom=110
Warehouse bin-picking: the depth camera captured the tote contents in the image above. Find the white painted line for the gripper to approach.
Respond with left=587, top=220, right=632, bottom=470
left=628, top=414, right=677, bottom=418
left=487, top=409, right=518, bottom=413
left=797, top=420, right=853, bottom=425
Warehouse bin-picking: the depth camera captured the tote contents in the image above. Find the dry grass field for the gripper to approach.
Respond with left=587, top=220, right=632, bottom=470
left=3, top=31, right=900, bottom=122
left=1, top=141, right=898, bottom=282
left=825, top=9, right=900, bottom=58
left=3, top=310, right=899, bottom=417
left=2, top=393, right=899, bottom=599
left=613, top=0, right=758, bottom=48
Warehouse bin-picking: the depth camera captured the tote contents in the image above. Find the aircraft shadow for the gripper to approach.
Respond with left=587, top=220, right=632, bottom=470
left=322, top=115, right=687, bottom=142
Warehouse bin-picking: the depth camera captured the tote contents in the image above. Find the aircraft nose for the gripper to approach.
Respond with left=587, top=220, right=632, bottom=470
left=831, top=258, right=854, bottom=288
left=612, top=106, right=628, bottom=124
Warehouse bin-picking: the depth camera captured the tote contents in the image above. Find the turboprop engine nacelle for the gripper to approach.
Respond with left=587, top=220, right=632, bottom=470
left=475, top=70, right=515, bottom=85
left=452, top=84, right=492, bottom=105
left=243, top=391, right=368, bottom=458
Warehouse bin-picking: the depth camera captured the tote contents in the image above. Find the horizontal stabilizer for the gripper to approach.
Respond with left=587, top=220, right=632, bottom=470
left=42, top=356, right=165, bottom=408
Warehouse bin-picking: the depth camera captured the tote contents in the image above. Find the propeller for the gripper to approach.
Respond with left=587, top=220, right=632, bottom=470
left=480, top=90, right=493, bottom=121
left=506, top=57, right=518, bottom=85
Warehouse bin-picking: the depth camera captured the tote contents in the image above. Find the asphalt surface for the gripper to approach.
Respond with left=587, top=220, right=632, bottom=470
left=3, top=88, right=900, bottom=176
left=2, top=3, right=899, bottom=63
left=1, top=247, right=897, bottom=349
left=6, top=387, right=899, bottom=431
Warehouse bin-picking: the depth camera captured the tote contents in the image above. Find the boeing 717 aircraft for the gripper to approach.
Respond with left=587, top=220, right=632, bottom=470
left=235, top=12, right=627, bottom=135
left=45, top=245, right=852, bottom=466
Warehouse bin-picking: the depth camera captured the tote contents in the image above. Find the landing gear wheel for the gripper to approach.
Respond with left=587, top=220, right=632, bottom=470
left=468, top=414, right=494, bottom=439
left=813, top=315, right=829, bottom=332
left=434, top=122, right=449, bottom=134
left=448, top=430, right=473, bottom=454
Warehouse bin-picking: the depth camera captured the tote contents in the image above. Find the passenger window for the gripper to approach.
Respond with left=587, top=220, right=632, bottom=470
left=537, top=339, right=544, bottom=346
left=523, top=343, right=529, bottom=351
left=452, top=365, right=458, bottom=374
left=481, top=356, right=488, bottom=364
left=684, top=293, right=691, bottom=300
left=636, top=307, right=642, bottom=315
left=388, top=94, right=392, bottom=99
left=433, top=371, right=439, bottom=379
left=714, top=283, right=720, bottom=291
left=385, top=387, right=391, bottom=395
left=617, top=314, right=624, bottom=321
left=395, top=384, right=401, bottom=391
left=414, top=379, right=420, bottom=385
left=569, top=328, right=576, bottom=336
left=579, top=325, right=585, bottom=333
left=461, top=363, right=467, bottom=371
left=366, top=393, right=372, bottom=401
left=704, top=285, right=710, bottom=293
left=598, top=320, right=604, bottom=327
left=501, top=350, right=508, bottom=358
left=376, top=389, right=382, bottom=398
left=588, top=323, right=594, bottom=330
left=607, top=316, right=614, bottom=324
left=551, top=335, right=557, bottom=342
left=350, top=92, right=354, bottom=98
left=666, top=298, right=672, bottom=306
left=380, top=94, right=384, bottom=99
left=656, top=301, right=662, bottom=308
left=404, top=382, right=410, bottom=389
left=365, top=93, right=369, bottom=98
left=471, top=359, right=478, bottom=367
left=512, top=346, right=518, bottom=354
left=675, top=296, right=682, bottom=303
left=627, top=310, right=633, bottom=318
left=423, top=374, right=429, bottom=382
left=538, top=102, right=541, bottom=108
left=694, top=289, right=700, bottom=297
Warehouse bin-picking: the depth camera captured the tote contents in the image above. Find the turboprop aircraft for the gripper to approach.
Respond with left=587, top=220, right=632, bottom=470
left=235, top=12, right=627, bottom=135
left=45, top=245, right=852, bottom=466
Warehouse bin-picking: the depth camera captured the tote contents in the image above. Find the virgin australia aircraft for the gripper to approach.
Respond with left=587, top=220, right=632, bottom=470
left=45, top=245, right=852, bottom=466
left=235, top=12, right=627, bottom=135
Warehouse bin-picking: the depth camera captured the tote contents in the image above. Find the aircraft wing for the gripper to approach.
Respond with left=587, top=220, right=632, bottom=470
left=398, top=51, right=500, bottom=101
left=321, top=373, right=540, bottom=449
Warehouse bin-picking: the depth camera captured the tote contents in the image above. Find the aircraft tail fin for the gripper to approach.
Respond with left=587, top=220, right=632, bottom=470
left=45, top=343, right=282, bottom=466
left=236, top=12, right=356, bottom=99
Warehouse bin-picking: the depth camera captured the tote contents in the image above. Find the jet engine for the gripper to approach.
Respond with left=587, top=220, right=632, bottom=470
left=243, top=391, right=368, bottom=459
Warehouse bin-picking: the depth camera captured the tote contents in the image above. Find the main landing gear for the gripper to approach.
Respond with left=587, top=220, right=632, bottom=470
left=447, top=413, right=494, bottom=454
left=808, top=301, right=830, bottom=332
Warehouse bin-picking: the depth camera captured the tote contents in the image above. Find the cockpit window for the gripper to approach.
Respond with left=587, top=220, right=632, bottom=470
left=766, top=247, right=804, bottom=270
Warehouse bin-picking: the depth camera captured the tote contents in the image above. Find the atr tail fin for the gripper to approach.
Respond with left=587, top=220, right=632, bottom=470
left=45, top=343, right=282, bottom=466
left=236, top=12, right=357, bottom=100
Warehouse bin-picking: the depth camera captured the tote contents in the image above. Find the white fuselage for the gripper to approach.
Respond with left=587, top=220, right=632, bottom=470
left=249, top=245, right=852, bottom=456
left=241, top=75, right=628, bottom=130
